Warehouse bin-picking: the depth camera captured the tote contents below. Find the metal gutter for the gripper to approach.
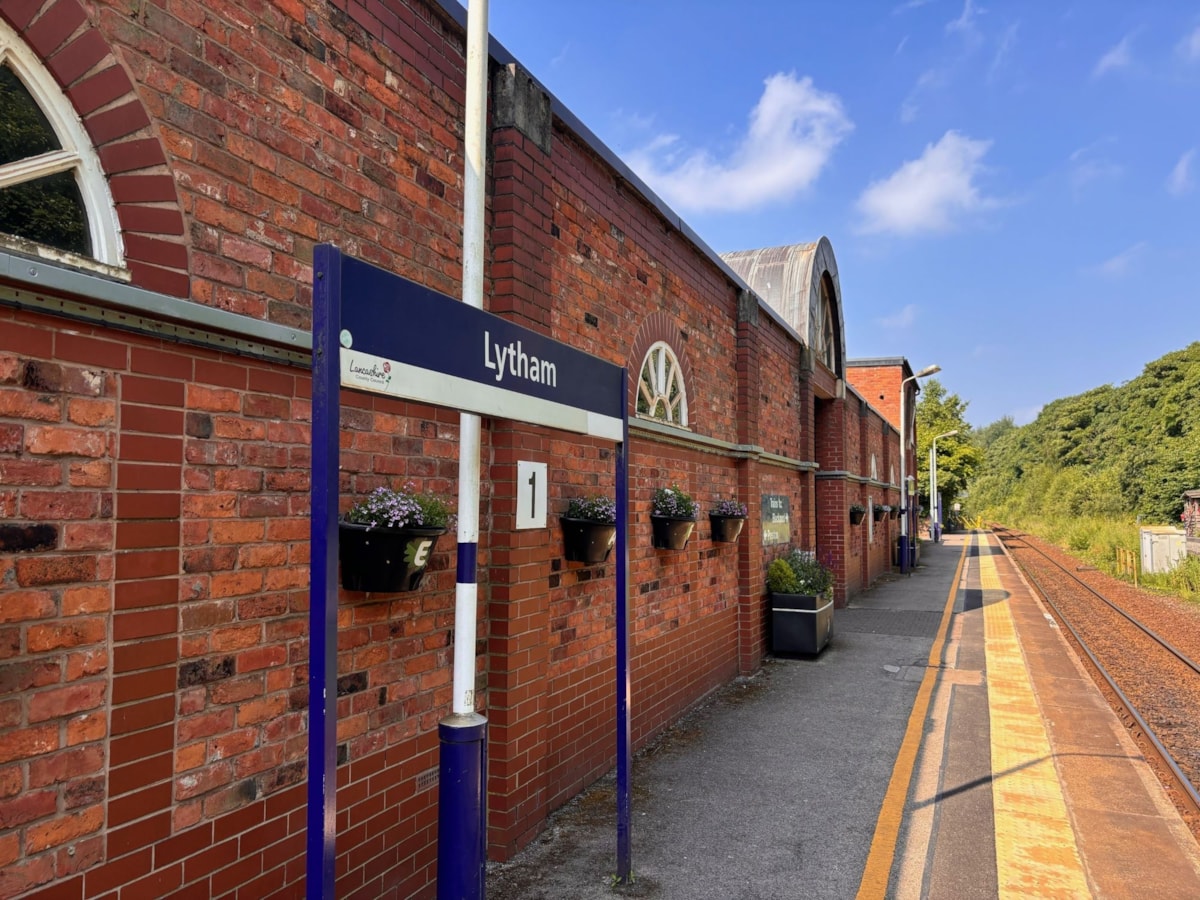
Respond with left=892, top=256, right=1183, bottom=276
left=0, top=250, right=311, bottom=365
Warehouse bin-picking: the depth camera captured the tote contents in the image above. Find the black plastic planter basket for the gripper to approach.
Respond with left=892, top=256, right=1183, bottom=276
left=650, top=515, right=696, bottom=550
left=709, top=514, right=746, bottom=543
left=339, top=522, right=446, bottom=592
left=560, top=517, right=616, bottom=564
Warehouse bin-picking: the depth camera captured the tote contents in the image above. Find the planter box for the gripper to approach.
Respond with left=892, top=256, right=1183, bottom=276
left=770, top=591, right=833, bottom=655
left=560, top=517, right=616, bottom=564
left=339, top=522, right=446, bottom=592
left=650, top=515, right=696, bottom=550
left=709, top=514, right=746, bottom=543
left=849, top=509, right=865, bottom=525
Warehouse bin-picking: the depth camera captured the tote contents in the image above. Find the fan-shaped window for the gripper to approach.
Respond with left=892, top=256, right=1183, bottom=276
left=636, top=341, right=688, bottom=427
left=0, top=20, right=122, bottom=266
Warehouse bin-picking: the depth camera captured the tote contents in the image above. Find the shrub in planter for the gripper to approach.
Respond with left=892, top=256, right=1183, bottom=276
left=561, top=494, right=617, bottom=564
left=849, top=503, right=866, bottom=525
left=339, top=484, right=452, bottom=592
left=766, top=549, right=835, bottom=655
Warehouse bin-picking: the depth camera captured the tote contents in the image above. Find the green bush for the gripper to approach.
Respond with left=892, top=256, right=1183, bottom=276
left=766, top=559, right=799, bottom=594
left=766, top=550, right=834, bottom=596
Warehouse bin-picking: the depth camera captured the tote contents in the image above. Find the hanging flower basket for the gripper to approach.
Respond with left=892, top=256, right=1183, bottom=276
left=873, top=506, right=887, bottom=522
left=889, top=506, right=899, bottom=520
left=338, top=483, right=453, bottom=592
left=709, top=514, right=746, bottom=543
left=338, top=522, right=447, bottom=592
left=709, top=497, right=747, bottom=543
left=849, top=506, right=866, bottom=526
left=560, top=517, right=617, bottom=564
left=651, top=515, right=696, bottom=550
left=650, top=485, right=698, bottom=550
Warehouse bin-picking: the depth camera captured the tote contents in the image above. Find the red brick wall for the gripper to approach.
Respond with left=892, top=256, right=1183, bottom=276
left=846, top=365, right=903, bottom=432
left=1, top=0, right=909, bottom=896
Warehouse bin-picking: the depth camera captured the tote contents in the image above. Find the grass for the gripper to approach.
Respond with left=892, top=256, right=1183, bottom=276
left=988, top=514, right=1200, bottom=603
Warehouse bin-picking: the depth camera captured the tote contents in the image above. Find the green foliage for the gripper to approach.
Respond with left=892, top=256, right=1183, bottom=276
left=993, top=515, right=1200, bottom=603
left=651, top=485, right=697, bottom=518
left=565, top=494, right=617, bottom=523
left=914, top=379, right=983, bottom=514
left=971, top=343, right=1200, bottom=525
left=1145, top=556, right=1200, bottom=600
left=766, top=550, right=834, bottom=596
left=766, top=559, right=800, bottom=594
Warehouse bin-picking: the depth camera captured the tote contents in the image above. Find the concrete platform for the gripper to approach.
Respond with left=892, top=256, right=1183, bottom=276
left=486, top=532, right=1200, bottom=899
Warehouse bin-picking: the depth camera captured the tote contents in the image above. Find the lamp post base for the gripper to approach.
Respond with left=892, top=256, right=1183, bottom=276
left=898, top=534, right=910, bottom=575
left=437, top=712, right=488, bottom=900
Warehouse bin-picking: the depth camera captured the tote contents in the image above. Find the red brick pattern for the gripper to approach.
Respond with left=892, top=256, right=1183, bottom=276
left=1, top=1, right=910, bottom=896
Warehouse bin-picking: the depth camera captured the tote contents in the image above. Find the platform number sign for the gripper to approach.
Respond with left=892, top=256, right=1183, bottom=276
left=516, top=461, right=548, bottom=530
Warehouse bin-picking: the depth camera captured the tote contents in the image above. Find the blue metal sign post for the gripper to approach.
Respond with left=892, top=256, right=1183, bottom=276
left=308, top=246, right=630, bottom=897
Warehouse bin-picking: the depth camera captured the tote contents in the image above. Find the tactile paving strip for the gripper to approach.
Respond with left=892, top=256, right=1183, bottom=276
left=978, top=533, right=1091, bottom=898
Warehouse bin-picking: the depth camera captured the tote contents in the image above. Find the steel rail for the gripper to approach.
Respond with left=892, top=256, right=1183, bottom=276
left=994, top=527, right=1200, bottom=817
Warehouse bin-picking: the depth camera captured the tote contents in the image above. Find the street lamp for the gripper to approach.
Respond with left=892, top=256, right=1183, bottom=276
left=899, top=364, right=940, bottom=574
left=929, top=429, right=959, bottom=544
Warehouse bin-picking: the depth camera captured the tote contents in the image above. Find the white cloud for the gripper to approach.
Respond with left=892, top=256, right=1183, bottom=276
left=1167, top=149, right=1196, bottom=196
left=1177, top=27, right=1200, bottom=61
left=1093, top=35, right=1133, bottom=77
left=899, top=69, right=944, bottom=124
left=988, top=22, right=1020, bottom=83
left=894, top=0, right=933, bottom=13
left=1091, top=241, right=1147, bottom=278
left=856, top=131, right=999, bottom=235
left=1068, top=140, right=1122, bottom=195
left=625, top=73, right=853, bottom=214
left=876, top=304, right=918, bottom=329
left=946, top=0, right=984, bottom=41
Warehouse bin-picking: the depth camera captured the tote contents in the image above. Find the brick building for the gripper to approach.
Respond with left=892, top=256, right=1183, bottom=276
left=1, top=1, right=907, bottom=896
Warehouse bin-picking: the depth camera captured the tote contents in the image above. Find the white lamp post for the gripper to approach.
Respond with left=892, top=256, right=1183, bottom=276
left=899, top=364, right=940, bottom=574
left=929, top=429, right=958, bottom=544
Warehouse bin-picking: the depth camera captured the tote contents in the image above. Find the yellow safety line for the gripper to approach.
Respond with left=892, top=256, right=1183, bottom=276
left=855, top=538, right=969, bottom=899
left=979, top=533, right=1090, bottom=898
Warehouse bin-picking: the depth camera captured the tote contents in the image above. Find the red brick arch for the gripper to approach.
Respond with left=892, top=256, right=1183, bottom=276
left=3, top=0, right=189, bottom=297
left=627, top=310, right=696, bottom=427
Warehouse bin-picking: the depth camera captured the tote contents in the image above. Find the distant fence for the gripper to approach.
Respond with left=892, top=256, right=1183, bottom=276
left=1116, top=547, right=1139, bottom=587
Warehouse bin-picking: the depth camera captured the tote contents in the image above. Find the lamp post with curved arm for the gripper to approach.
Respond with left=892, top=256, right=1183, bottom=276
left=899, top=364, right=940, bottom=574
left=929, top=429, right=959, bottom=543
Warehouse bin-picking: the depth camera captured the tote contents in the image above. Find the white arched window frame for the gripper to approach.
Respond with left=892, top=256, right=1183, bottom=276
left=636, top=341, right=688, bottom=427
left=0, top=19, right=123, bottom=268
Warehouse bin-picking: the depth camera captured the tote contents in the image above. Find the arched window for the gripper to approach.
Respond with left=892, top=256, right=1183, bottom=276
left=0, top=20, right=122, bottom=267
left=636, top=341, right=688, bottom=427
left=812, top=274, right=836, bottom=370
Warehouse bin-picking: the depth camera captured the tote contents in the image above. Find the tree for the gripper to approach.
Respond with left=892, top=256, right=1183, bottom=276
left=913, top=379, right=982, bottom=520
left=970, top=342, right=1200, bottom=524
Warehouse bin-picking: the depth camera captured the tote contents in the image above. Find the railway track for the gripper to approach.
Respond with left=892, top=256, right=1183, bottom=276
left=992, top=526, right=1200, bottom=835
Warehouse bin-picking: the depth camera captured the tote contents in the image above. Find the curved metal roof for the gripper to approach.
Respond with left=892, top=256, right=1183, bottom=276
left=721, top=238, right=846, bottom=377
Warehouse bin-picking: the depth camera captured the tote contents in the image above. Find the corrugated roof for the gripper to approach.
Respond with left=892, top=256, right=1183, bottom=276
left=721, top=238, right=846, bottom=377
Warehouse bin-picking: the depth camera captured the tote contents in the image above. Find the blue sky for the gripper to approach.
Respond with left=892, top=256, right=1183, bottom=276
left=484, top=0, right=1200, bottom=429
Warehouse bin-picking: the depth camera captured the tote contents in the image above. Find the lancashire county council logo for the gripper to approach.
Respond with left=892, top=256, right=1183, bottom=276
left=348, top=357, right=393, bottom=390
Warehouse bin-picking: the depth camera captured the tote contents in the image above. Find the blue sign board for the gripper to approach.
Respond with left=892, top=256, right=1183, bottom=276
left=333, top=252, right=623, bottom=438
left=308, top=245, right=634, bottom=898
